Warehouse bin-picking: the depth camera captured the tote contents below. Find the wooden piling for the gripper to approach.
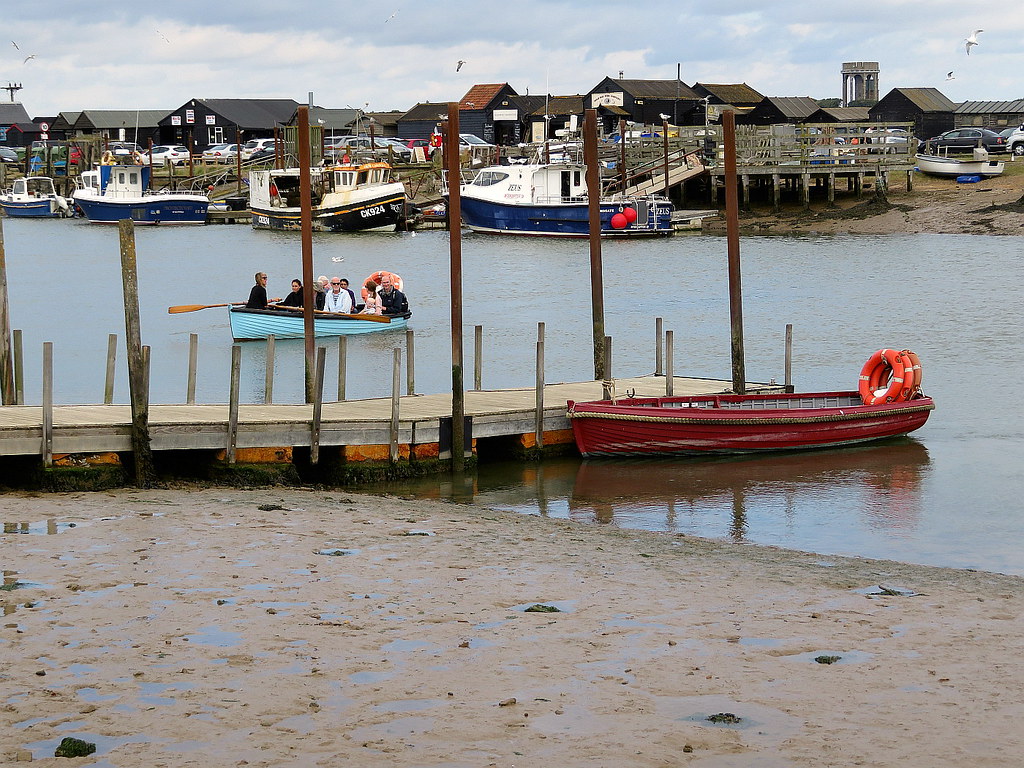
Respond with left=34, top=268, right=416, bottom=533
left=721, top=111, right=746, bottom=395
left=297, top=108, right=316, bottom=402
left=390, top=347, right=401, bottom=463
left=445, top=102, right=465, bottom=472
left=655, top=317, right=664, bottom=376
left=42, top=342, right=53, bottom=467
left=474, top=325, right=482, bottom=391
left=311, top=346, right=325, bottom=464
left=13, top=328, right=23, bottom=405
left=666, top=330, right=674, bottom=396
left=187, top=333, right=198, bottom=404
left=102, top=333, right=117, bottom=405
left=265, top=334, right=276, bottom=404
left=336, top=335, right=346, bottom=401
left=226, top=345, right=241, bottom=464
left=584, top=109, right=606, bottom=383
left=118, top=219, right=154, bottom=485
left=406, top=328, right=415, bottom=395
left=0, top=217, right=13, bottom=405
left=535, top=322, right=545, bottom=448
left=603, top=336, right=612, bottom=400
left=785, top=323, right=794, bottom=393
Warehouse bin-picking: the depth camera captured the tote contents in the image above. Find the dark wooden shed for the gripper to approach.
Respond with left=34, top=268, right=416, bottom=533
left=869, top=88, right=956, bottom=140
left=586, top=77, right=701, bottom=129
left=158, top=98, right=301, bottom=151
left=739, top=97, right=819, bottom=126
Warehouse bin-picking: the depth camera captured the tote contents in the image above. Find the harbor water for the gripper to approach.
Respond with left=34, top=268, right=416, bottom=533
left=2, top=218, right=1023, bottom=574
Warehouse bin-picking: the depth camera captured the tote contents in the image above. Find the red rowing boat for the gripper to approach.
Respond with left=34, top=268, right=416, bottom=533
left=566, top=390, right=934, bottom=457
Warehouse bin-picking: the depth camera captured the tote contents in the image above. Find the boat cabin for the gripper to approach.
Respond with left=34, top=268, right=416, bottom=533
left=251, top=162, right=395, bottom=208
left=78, top=165, right=152, bottom=199
left=9, top=177, right=59, bottom=199
left=467, top=164, right=587, bottom=204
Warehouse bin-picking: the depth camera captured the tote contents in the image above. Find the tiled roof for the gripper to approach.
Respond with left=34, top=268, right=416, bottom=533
left=459, top=84, right=514, bottom=110
left=609, top=79, right=699, bottom=99
left=889, top=88, right=957, bottom=112
left=693, top=83, right=764, bottom=105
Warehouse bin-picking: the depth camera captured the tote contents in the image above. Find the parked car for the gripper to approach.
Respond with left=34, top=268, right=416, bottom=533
left=324, top=135, right=411, bottom=162
left=241, top=138, right=275, bottom=160
left=924, top=128, right=1007, bottom=153
left=142, top=145, right=191, bottom=166
left=1005, top=126, right=1024, bottom=156
left=248, top=147, right=276, bottom=163
left=459, top=133, right=494, bottom=149
left=0, top=146, right=19, bottom=163
left=202, top=143, right=239, bottom=164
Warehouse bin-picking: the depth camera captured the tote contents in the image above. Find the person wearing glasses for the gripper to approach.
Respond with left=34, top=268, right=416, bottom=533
left=322, top=276, right=353, bottom=313
left=245, top=272, right=280, bottom=309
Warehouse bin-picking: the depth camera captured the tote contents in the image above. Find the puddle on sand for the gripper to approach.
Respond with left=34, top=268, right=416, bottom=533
left=511, top=599, right=577, bottom=613
left=3, top=520, right=76, bottom=535
left=77, top=688, right=120, bottom=703
left=381, top=639, right=444, bottom=654
left=349, top=670, right=395, bottom=685
left=785, top=649, right=874, bottom=665
left=183, top=626, right=244, bottom=647
left=374, top=698, right=442, bottom=713
left=348, top=715, right=435, bottom=742
left=656, top=694, right=803, bottom=751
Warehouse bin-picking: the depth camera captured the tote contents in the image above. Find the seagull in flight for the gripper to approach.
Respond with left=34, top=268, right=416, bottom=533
left=456, top=60, right=466, bottom=72
left=964, top=29, right=983, bottom=55
left=22, top=54, right=36, bottom=64
left=155, top=29, right=171, bottom=44
left=946, top=71, right=955, bottom=80
left=11, top=40, right=19, bottom=51
left=384, top=9, right=399, bottom=23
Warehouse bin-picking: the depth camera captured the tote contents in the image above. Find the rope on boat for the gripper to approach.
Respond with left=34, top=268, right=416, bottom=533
left=566, top=401, right=935, bottom=425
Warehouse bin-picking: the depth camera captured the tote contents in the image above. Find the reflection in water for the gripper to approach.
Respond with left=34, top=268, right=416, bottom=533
left=569, top=439, right=930, bottom=542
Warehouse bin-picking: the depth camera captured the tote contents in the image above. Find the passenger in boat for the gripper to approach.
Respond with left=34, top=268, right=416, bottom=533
left=322, top=277, right=353, bottom=313
left=361, top=285, right=380, bottom=315
left=245, top=272, right=279, bottom=309
left=276, top=279, right=305, bottom=308
left=378, top=273, right=408, bottom=315
left=338, top=278, right=357, bottom=308
left=314, top=275, right=329, bottom=310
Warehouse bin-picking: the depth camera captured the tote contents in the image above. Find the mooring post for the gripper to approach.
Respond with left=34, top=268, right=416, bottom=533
left=603, top=336, right=613, bottom=400
left=226, top=345, right=241, bottom=464
left=13, top=328, right=23, bottom=405
left=445, top=101, right=465, bottom=472
left=535, top=322, right=545, bottom=449
left=187, top=333, right=198, bottom=405
left=265, top=334, right=276, bottom=405
left=406, top=328, right=415, bottom=395
left=336, top=335, right=346, bottom=401
left=390, top=346, right=401, bottom=463
left=785, top=323, right=794, bottom=393
left=722, top=110, right=746, bottom=395
left=655, top=317, right=664, bottom=376
left=142, top=345, right=151, bottom=407
left=104, top=333, right=117, bottom=405
left=42, top=342, right=53, bottom=467
left=118, top=219, right=155, bottom=485
left=311, top=346, right=325, bottom=465
left=0, top=217, right=14, bottom=405
left=474, top=325, right=482, bottom=391
left=584, top=109, right=606, bottom=384
left=666, top=330, right=674, bottom=396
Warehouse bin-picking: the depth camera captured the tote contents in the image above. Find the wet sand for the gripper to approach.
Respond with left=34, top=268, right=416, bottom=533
left=3, top=487, right=1023, bottom=766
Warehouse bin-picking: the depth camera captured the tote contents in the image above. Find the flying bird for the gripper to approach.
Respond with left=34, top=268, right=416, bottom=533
left=964, top=29, right=983, bottom=55
left=384, top=9, right=399, bottom=23
left=946, top=71, right=955, bottom=80
left=11, top=40, right=19, bottom=51
left=155, top=29, right=171, bottom=44
left=456, top=60, right=466, bottom=72
left=22, top=54, right=36, bottom=64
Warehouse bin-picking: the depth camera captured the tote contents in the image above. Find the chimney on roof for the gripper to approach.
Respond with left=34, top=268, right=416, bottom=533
left=618, top=71, right=623, bottom=79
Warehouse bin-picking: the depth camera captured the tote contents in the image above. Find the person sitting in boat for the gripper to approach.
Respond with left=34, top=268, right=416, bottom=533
left=314, top=275, right=330, bottom=310
left=245, top=271, right=279, bottom=309
left=378, top=273, right=408, bottom=315
left=361, top=285, right=380, bottom=315
left=322, top=276, right=353, bottom=314
left=275, top=279, right=305, bottom=309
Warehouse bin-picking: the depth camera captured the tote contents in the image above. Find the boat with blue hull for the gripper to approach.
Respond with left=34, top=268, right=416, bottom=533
left=228, top=306, right=412, bottom=341
left=0, top=176, right=71, bottom=218
left=72, top=164, right=209, bottom=224
left=454, top=162, right=673, bottom=237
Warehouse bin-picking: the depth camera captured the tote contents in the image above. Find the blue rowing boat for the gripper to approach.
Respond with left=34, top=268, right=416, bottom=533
left=228, top=306, right=411, bottom=340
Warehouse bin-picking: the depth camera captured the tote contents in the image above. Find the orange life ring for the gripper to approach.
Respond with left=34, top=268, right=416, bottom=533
left=858, top=348, right=911, bottom=405
left=361, top=271, right=403, bottom=302
left=901, top=349, right=922, bottom=392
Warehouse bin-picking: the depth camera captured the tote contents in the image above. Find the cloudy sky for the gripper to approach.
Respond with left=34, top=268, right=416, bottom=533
left=3, top=2, right=1018, bottom=119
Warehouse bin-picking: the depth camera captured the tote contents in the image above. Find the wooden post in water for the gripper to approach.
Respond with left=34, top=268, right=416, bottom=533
left=535, top=322, right=545, bottom=449
left=618, top=118, right=627, bottom=192
left=473, top=325, right=482, bottom=391
left=13, top=329, right=23, bottom=405
left=584, top=109, right=606, bottom=384
left=118, top=219, right=155, bottom=486
left=297, top=107, right=316, bottom=402
left=42, top=342, right=52, bottom=467
left=445, top=102, right=466, bottom=472
left=390, top=347, right=401, bottom=463
left=406, top=329, right=415, bottom=395
left=104, top=333, right=117, bottom=404
left=311, top=347, right=325, bottom=464
left=655, top=317, right=664, bottom=376
left=235, top=129, right=243, bottom=195
left=722, top=110, right=746, bottom=394
left=603, top=336, right=613, bottom=400
left=0, top=218, right=15, bottom=405
left=336, top=336, right=347, bottom=401
left=265, top=334, right=276, bottom=404
left=662, top=119, right=671, bottom=199
left=226, top=345, right=240, bottom=464
left=187, top=333, right=198, bottom=405
left=665, top=330, right=674, bottom=396
left=784, top=323, right=794, bottom=393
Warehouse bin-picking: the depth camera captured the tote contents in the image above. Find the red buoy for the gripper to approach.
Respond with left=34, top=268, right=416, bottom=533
left=610, top=213, right=628, bottom=229
left=622, top=206, right=637, bottom=223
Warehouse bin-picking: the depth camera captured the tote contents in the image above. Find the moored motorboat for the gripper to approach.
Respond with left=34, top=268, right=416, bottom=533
left=0, top=176, right=72, bottom=218
left=249, top=161, right=412, bottom=232
left=567, top=349, right=933, bottom=457
left=453, top=161, right=673, bottom=237
left=915, top=153, right=1004, bottom=178
left=72, top=164, right=209, bottom=224
left=228, top=306, right=411, bottom=341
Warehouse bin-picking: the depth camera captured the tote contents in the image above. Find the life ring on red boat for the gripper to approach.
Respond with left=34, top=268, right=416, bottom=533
left=361, top=271, right=403, bottom=301
left=901, top=349, right=922, bottom=391
left=858, top=348, right=913, bottom=405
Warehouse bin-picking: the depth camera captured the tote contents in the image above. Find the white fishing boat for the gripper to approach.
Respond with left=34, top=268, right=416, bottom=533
left=915, top=153, right=1004, bottom=178
left=0, top=176, right=72, bottom=218
left=72, top=164, right=209, bottom=224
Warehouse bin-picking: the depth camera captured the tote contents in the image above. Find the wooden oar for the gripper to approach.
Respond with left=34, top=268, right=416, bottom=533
left=168, top=302, right=246, bottom=314
left=273, top=305, right=392, bottom=323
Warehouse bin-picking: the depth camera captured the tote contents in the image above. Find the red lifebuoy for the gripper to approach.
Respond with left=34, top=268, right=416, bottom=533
left=858, top=348, right=911, bottom=405
left=361, top=271, right=403, bottom=302
left=901, top=349, right=922, bottom=391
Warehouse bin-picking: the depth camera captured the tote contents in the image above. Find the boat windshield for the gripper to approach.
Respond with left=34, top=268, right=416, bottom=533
left=472, top=171, right=509, bottom=187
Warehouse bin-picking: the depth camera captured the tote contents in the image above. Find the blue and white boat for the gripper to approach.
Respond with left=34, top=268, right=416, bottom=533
left=72, top=164, right=209, bottom=224
left=0, top=176, right=72, bottom=218
left=454, top=161, right=673, bottom=237
left=228, top=306, right=412, bottom=341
